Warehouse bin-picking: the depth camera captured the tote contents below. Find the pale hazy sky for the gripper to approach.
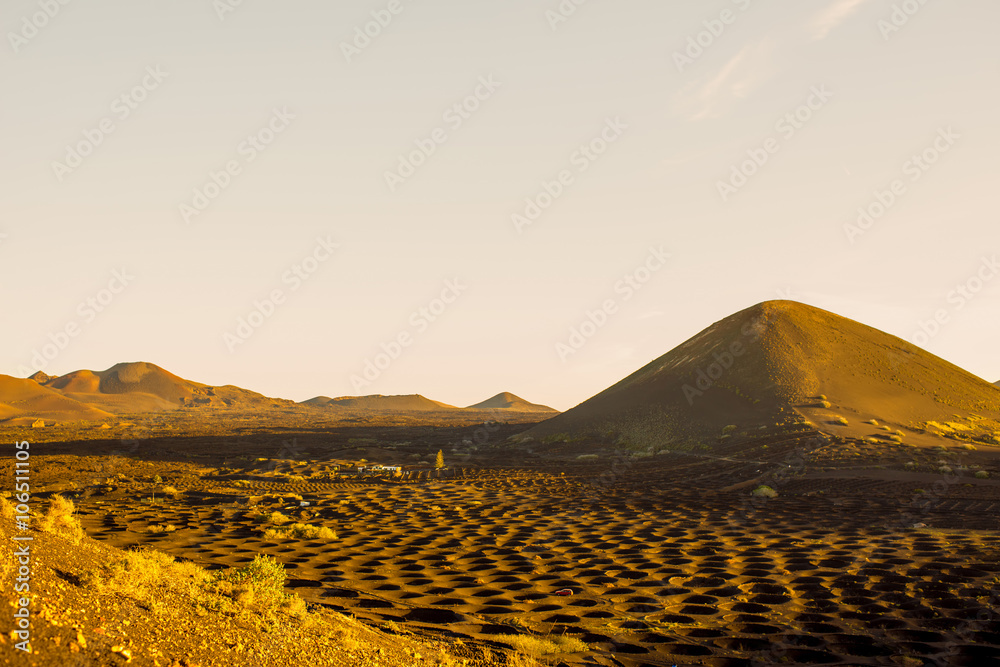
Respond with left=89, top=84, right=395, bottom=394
left=2, top=1, right=998, bottom=411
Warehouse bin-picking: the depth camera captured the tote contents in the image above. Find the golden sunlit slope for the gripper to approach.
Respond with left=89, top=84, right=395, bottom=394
left=466, top=392, right=557, bottom=412
left=37, top=362, right=295, bottom=414
left=305, top=394, right=459, bottom=411
left=46, top=369, right=102, bottom=393
left=0, top=375, right=112, bottom=424
left=524, top=300, right=1000, bottom=449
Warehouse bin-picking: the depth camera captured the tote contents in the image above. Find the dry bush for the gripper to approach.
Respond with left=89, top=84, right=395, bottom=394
left=0, top=495, right=14, bottom=520
left=501, top=634, right=588, bottom=656
left=38, top=495, right=84, bottom=543
left=262, top=523, right=336, bottom=541
left=146, top=524, right=177, bottom=534
left=83, top=547, right=208, bottom=606
left=85, top=549, right=309, bottom=627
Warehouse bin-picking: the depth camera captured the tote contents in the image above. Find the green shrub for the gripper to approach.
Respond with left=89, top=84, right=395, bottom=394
left=214, top=555, right=286, bottom=605
left=252, top=511, right=292, bottom=525
left=751, top=485, right=778, bottom=498
left=976, top=470, right=990, bottom=479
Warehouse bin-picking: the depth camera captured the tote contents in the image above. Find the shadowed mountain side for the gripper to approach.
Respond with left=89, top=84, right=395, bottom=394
left=0, top=375, right=113, bottom=424
left=523, top=300, right=1000, bottom=450
left=466, top=392, right=557, bottom=412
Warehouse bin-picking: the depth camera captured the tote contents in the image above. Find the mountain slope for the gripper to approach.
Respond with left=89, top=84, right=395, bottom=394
left=0, top=375, right=113, bottom=424
left=467, top=392, right=557, bottom=412
left=35, top=362, right=295, bottom=414
left=524, top=300, right=1000, bottom=449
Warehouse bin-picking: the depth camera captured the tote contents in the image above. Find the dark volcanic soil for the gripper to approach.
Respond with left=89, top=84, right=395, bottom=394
left=6, top=411, right=1000, bottom=666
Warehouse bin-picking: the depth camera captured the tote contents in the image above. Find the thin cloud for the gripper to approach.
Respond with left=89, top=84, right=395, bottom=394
left=811, top=0, right=871, bottom=40
left=672, top=1, right=868, bottom=121
left=675, top=40, right=776, bottom=121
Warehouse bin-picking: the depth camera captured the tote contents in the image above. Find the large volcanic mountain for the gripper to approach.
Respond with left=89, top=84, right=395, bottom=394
left=524, top=300, right=1000, bottom=449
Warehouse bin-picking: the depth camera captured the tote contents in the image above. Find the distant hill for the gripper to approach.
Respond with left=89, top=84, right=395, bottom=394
left=303, top=394, right=458, bottom=412
left=466, top=392, right=557, bottom=412
left=300, top=396, right=344, bottom=408
left=31, top=362, right=295, bottom=414
left=0, top=375, right=113, bottom=424
left=28, top=370, right=54, bottom=384
left=523, top=300, right=1000, bottom=450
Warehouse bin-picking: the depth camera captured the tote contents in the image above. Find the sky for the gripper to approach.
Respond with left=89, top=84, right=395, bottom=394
left=2, top=0, right=998, bottom=411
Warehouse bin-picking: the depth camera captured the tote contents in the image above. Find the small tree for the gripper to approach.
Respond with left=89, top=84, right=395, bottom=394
left=435, top=449, right=445, bottom=469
